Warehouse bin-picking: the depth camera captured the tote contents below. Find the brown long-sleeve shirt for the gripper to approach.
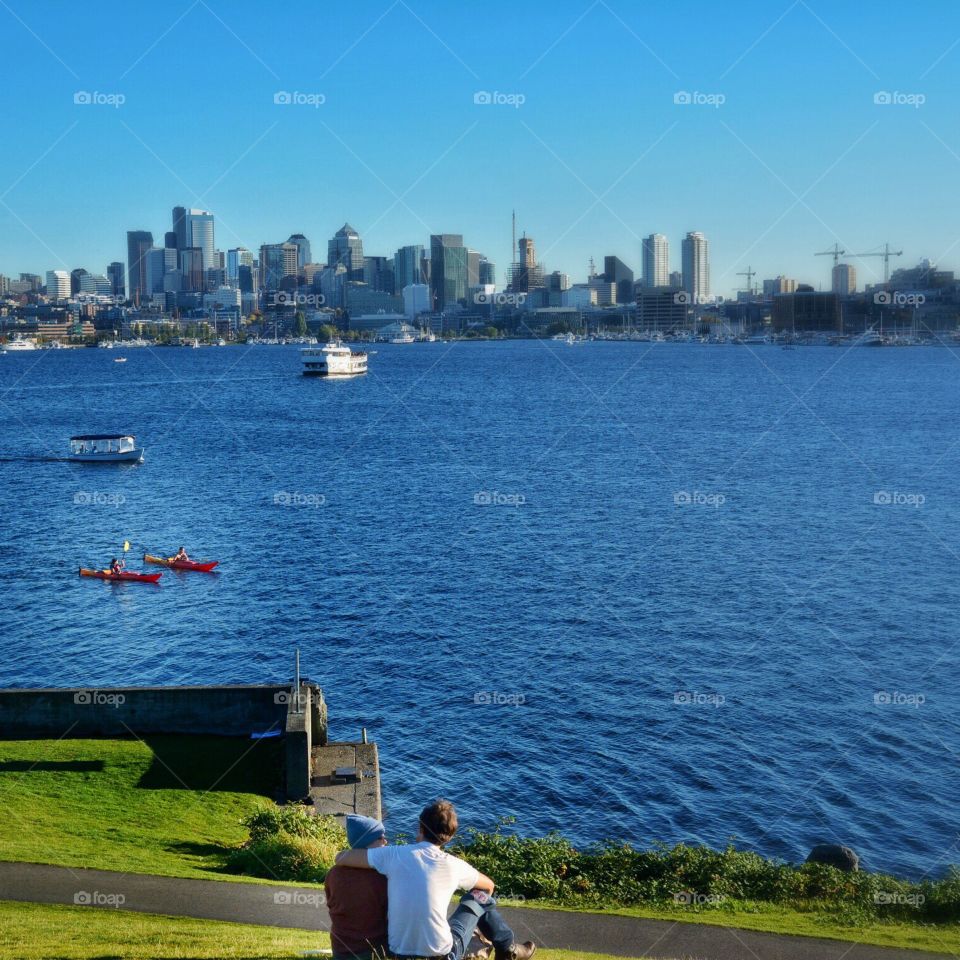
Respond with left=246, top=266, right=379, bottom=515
left=324, top=864, right=389, bottom=958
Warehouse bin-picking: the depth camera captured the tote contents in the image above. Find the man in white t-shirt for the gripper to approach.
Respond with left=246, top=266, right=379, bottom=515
left=334, top=799, right=536, bottom=960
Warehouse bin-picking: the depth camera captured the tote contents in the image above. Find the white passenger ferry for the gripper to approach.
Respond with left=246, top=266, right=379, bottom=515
left=301, top=341, right=368, bottom=377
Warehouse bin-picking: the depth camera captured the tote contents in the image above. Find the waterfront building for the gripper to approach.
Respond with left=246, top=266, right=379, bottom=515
left=348, top=311, right=407, bottom=333
left=394, top=245, right=425, bottom=290
left=126, top=230, right=153, bottom=304
left=637, top=286, right=688, bottom=330
left=328, top=224, right=364, bottom=281
left=604, top=255, right=634, bottom=304
left=45, top=270, right=71, bottom=299
left=563, top=285, right=597, bottom=309
left=642, top=234, right=669, bottom=287
left=107, top=261, right=125, bottom=298
left=681, top=231, right=710, bottom=302
left=345, top=284, right=402, bottom=316
left=430, top=234, right=469, bottom=309
left=772, top=291, right=842, bottom=332
left=832, top=263, right=857, bottom=294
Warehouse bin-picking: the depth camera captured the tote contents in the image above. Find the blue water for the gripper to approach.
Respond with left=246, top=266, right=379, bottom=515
left=2, top=340, right=958, bottom=879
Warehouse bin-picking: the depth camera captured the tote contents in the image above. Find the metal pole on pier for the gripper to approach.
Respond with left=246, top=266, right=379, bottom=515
left=295, top=648, right=301, bottom=713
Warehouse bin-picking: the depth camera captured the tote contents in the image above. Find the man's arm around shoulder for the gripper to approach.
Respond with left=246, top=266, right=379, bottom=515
left=334, top=848, right=371, bottom=868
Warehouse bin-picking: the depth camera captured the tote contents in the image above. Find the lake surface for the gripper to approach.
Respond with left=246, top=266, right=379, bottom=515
left=1, top=339, right=958, bottom=879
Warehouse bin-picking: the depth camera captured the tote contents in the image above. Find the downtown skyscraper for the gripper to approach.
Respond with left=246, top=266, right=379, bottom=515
left=681, top=231, right=709, bottom=302
left=642, top=234, right=669, bottom=287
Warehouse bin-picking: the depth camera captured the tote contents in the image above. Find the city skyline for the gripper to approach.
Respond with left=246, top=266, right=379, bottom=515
left=0, top=2, right=958, bottom=293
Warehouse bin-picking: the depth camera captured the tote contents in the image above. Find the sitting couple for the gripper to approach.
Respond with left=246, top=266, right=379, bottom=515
left=326, top=799, right=536, bottom=960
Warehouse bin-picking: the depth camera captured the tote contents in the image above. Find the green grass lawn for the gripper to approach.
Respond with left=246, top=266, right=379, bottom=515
left=1, top=738, right=957, bottom=956
left=502, top=898, right=960, bottom=955
left=0, top=736, right=279, bottom=881
left=0, top=901, right=623, bottom=960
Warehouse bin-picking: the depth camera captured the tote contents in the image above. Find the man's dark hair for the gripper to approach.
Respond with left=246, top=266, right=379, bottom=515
left=419, top=799, right=458, bottom=846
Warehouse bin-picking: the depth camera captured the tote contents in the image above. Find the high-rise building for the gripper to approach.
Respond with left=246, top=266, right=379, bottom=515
left=107, top=261, right=125, bottom=298
left=508, top=234, right=543, bottom=293
left=430, top=234, right=469, bottom=310
left=126, top=230, right=153, bottom=304
left=238, top=264, right=258, bottom=294
left=604, top=256, right=634, bottom=304
left=179, top=248, right=205, bottom=293
left=681, top=231, right=709, bottom=302
left=402, top=283, right=431, bottom=320
left=227, top=247, right=254, bottom=284
left=394, top=245, right=425, bottom=290
left=287, top=234, right=311, bottom=273
left=171, top=207, right=215, bottom=276
left=832, top=262, right=857, bottom=294
left=637, top=285, right=688, bottom=331
left=328, top=224, right=364, bottom=281
left=46, top=270, right=71, bottom=299
left=146, top=247, right=178, bottom=295
left=642, top=234, right=669, bottom=287
left=478, top=258, right=495, bottom=287
left=164, top=231, right=178, bottom=250
left=259, top=243, right=299, bottom=291
left=363, top=255, right=394, bottom=293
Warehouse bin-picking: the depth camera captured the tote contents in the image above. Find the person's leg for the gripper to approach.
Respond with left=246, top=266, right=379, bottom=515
left=446, top=891, right=487, bottom=960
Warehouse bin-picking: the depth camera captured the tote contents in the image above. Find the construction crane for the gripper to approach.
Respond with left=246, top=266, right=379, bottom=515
left=815, top=243, right=845, bottom=267
left=736, top=265, right=756, bottom=295
left=850, top=243, right=903, bottom=283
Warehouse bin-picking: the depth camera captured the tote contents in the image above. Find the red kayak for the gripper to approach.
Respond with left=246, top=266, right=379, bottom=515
left=144, top=553, right=219, bottom=572
left=79, top=567, right=162, bottom=583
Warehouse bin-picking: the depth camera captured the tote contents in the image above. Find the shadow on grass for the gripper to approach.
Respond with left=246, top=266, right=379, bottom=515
left=136, top=735, right=282, bottom=795
left=0, top=760, right=105, bottom=773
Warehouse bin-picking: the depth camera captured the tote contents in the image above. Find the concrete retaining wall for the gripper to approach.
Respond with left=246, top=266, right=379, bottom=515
left=0, top=683, right=329, bottom=802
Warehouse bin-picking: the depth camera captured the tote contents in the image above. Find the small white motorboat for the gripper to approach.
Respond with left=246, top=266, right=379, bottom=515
left=69, top=434, right=144, bottom=463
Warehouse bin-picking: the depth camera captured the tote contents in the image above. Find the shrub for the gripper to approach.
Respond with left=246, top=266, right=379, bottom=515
left=226, top=805, right=345, bottom=882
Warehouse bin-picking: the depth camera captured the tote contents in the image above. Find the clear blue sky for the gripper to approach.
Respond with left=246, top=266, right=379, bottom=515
left=1, top=0, right=958, bottom=295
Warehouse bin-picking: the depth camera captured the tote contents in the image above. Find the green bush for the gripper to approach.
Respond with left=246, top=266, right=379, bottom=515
left=226, top=806, right=345, bottom=883
left=450, top=821, right=960, bottom=923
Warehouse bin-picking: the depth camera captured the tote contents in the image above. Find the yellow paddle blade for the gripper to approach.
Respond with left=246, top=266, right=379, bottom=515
left=123, top=541, right=131, bottom=552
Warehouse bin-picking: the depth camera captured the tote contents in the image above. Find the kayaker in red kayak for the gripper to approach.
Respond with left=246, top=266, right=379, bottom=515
left=110, top=557, right=125, bottom=576
left=172, top=546, right=190, bottom=562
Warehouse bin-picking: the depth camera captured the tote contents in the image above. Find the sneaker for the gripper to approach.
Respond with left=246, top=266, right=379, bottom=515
left=494, top=943, right=536, bottom=960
